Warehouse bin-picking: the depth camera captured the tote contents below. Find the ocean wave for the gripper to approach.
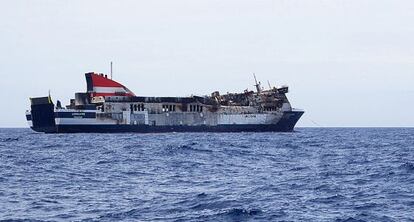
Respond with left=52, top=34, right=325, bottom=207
left=163, top=143, right=213, bottom=154
left=399, top=162, right=414, bottom=171
left=96, top=208, right=141, bottom=221
left=0, top=219, right=50, bottom=222
left=219, top=208, right=262, bottom=217
left=196, top=208, right=263, bottom=221
left=0, top=137, right=19, bottom=142
left=335, top=217, right=367, bottom=222
left=309, top=194, right=346, bottom=204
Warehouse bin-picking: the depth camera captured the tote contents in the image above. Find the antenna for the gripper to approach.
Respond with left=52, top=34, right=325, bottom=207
left=267, top=80, right=272, bottom=89
left=110, top=61, right=113, bottom=79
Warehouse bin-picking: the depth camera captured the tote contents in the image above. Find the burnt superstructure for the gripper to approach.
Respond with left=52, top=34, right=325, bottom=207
left=26, top=72, right=304, bottom=133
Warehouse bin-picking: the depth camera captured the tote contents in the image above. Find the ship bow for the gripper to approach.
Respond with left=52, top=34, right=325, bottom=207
left=276, top=110, right=304, bottom=132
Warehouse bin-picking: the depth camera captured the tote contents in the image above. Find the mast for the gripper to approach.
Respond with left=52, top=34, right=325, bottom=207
left=253, top=73, right=261, bottom=93
left=110, top=61, right=113, bottom=79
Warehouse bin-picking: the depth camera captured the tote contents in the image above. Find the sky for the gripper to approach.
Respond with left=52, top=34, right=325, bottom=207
left=1, top=0, right=413, bottom=127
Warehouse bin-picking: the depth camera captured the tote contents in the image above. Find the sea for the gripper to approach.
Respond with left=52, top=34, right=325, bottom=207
left=0, top=128, right=413, bottom=222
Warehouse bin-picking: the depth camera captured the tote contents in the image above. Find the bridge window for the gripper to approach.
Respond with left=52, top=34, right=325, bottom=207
left=162, top=104, right=176, bottom=112
left=189, top=105, right=203, bottom=112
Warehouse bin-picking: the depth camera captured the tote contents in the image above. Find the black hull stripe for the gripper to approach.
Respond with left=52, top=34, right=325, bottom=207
left=33, top=124, right=295, bottom=133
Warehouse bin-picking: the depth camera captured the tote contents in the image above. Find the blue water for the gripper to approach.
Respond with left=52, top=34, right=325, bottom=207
left=0, top=128, right=413, bottom=221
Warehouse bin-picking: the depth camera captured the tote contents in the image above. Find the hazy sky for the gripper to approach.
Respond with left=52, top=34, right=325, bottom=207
left=1, top=0, right=413, bottom=127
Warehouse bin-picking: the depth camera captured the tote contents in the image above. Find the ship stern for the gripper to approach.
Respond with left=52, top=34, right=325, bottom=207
left=27, top=96, right=57, bottom=133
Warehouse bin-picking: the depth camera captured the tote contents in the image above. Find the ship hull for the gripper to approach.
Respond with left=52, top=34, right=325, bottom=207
left=27, top=71, right=305, bottom=134
left=28, top=110, right=304, bottom=134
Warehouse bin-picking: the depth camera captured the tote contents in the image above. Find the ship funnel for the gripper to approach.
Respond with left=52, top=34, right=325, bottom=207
left=85, top=72, right=135, bottom=97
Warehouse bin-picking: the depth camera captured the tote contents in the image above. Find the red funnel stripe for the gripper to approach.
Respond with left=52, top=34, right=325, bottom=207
left=90, top=74, right=124, bottom=87
left=85, top=72, right=135, bottom=97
